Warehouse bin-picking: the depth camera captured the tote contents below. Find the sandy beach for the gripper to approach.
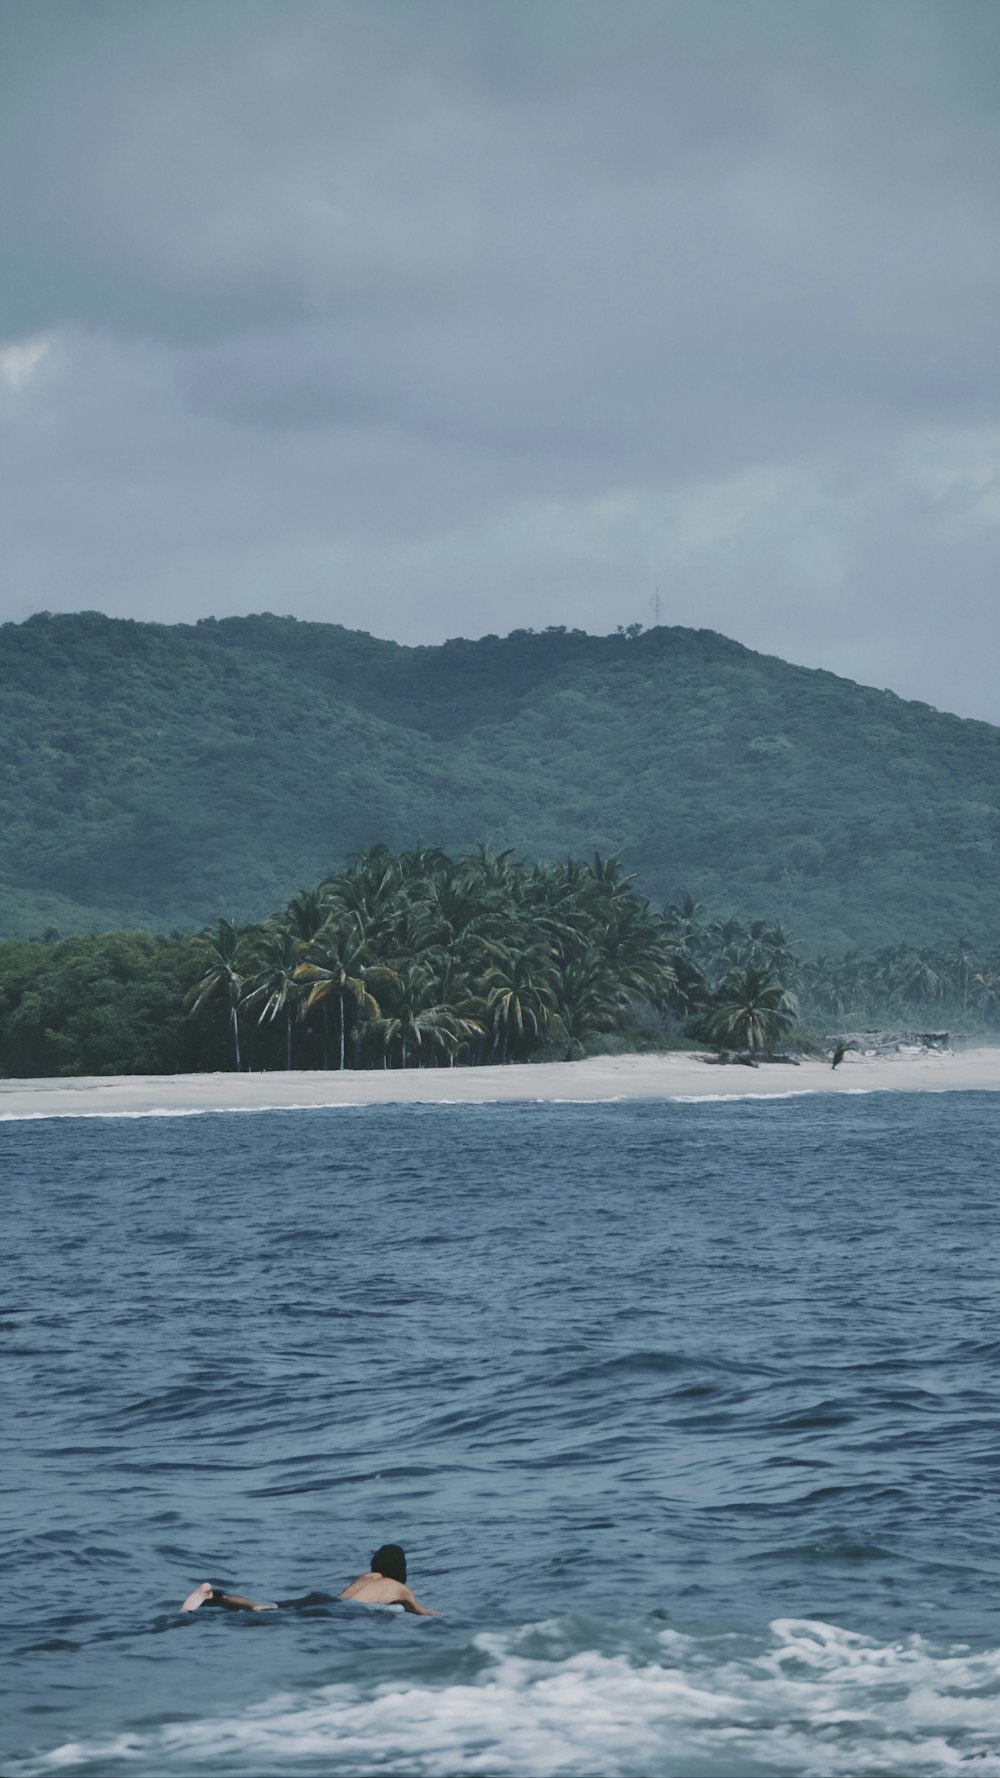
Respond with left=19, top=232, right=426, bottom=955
left=0, top=1047, right=997, bottom=1119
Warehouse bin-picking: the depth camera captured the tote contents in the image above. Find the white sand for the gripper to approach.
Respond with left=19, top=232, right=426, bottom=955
left=0, top=1048, right=996, bottom=1119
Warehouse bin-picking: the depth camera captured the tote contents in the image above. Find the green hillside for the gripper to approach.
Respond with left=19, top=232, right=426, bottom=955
left=2, top=610, right=998, bottom=950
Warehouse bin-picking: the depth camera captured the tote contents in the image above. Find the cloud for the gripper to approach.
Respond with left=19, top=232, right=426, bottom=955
left=0, top=337, right=50, bottom=388
left=2, top=1, right=1000, bottom=719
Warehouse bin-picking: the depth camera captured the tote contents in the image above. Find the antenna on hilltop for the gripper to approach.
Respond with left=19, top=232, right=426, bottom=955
left=651, top=588, right=661, bottom=626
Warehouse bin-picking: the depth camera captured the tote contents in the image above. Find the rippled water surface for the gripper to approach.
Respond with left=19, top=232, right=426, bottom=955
left=3, top=1092, right=1000, bottom=1775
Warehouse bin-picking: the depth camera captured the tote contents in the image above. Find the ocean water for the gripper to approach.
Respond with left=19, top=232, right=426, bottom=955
left=3, top=1091, right=1000, bottom=1777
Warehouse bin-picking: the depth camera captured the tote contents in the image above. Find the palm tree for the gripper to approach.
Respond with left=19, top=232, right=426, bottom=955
left=949, top=937, right=976, bottom=1018
left=972, top=966, right=1000, bottom=1024
left=551, top=955, right=623, bottom=1059
left=743, top=920, right=798, bottom=985
left=664, top=891, right=707, bottom=950
left=707, top=916, right=751, bottom=979
left=667, top=947, right=709, bottom=1017
left=482, top=945, right=556, bottom=1063
left=369, top=962, right=481, bottom=1069
left=281, top=887, right=335, bottom=947
left=414, top=859, right=512, bottom=953
left=589, top=851, right=636, bottom=898
left=184, top=918, right=248, bottom=1070
left=323, top=845, right=403, bottom=954
left=397, top=843, right=453, bottom=886
left=893, top=949, right=945, bottom=1007
left=464, top=842, right=518, bottom=896
left=704, top=964, right=798, bottom=1054
left=296, top=917, right=395, bottom=1069
left=834, top=951, right=868, bottom=1015
left=244, top=929, right=304, bottom=1070
left=802, top=953, right=858, bottom=1017
left=601, top=899, right=679, bottom=1007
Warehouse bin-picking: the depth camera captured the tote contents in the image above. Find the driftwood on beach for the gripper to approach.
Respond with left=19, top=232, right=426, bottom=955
left=826, top=1030, right=951, bottom=1058
left=701, top=1051, right=801, bottom=1068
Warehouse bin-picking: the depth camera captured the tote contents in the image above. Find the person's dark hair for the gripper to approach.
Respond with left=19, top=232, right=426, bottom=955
left=370, top=1543, right=406, bottom=1583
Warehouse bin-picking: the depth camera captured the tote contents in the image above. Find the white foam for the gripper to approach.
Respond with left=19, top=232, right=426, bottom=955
left=670, top=1089, right=820, bottom=1103
left=28, top=1617, right=1000, bottom=1776
left=0, top=1102, right=369, bottom=1123
left=537, top=1096, right=628, bottom=1104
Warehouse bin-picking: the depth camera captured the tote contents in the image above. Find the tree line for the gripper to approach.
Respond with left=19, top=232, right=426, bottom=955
left=0, top=844, right=997, bottom=1078
left=182, top=845, right=800, bottom=1071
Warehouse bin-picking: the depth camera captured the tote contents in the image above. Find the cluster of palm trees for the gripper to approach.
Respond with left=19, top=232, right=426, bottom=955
left=184, top=850, right=998, bottom=1073
left=798, top=940, right=1000, bottom=1024
left=185, top=848, right=801, bottom=1071
left=660, top=899, right=1000, bottom=1032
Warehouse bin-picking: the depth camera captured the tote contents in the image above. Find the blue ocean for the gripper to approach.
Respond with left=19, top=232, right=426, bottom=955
left=3, top=1091, right=1000, bottom=1776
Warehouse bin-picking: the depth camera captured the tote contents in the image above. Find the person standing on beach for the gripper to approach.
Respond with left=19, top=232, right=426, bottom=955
left=180, top=1542, right=437, bottom=1616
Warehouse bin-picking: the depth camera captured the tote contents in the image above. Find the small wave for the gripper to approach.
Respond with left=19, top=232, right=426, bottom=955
left=0, top=1102, right=370, bottom=1123
left=746, top=1536, right=898, bottom=1565
left=536, top=1096, right=628, bottom=1104
left=551, top=1348, right=766, bottom=1390
left=670, top=1089, right=820, bottom=1102
left=22, top=1616, right=1000, bottom=1776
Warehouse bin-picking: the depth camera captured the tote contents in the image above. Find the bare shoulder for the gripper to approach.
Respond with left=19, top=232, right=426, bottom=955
left=338, top=1574, right=437, bottom=1614
left=339, top=1572, right=379, bottom=1599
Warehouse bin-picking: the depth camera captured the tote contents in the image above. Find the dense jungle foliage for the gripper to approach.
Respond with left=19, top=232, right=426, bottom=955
left=0, top=845, right=996, bottom=1078
left=2, top=610, right=999, bottom=951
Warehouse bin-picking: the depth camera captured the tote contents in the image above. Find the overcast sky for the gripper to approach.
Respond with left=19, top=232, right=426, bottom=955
left=2, top=0, right=1000, bottom=720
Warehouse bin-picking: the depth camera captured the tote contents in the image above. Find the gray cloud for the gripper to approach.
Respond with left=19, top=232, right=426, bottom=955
left=2, top=0, right=1000, bottom=718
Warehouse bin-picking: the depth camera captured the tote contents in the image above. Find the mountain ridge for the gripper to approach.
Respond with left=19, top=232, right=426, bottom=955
left=2, top=609, right=997, bottom=949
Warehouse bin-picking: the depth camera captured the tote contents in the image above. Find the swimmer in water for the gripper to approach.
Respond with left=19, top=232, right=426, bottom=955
left=339, top=1543, right=437, bottom=1615
left=180, top=1543, right=437, bottom=1616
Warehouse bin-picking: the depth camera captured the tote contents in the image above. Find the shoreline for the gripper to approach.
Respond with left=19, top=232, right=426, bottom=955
left=0, top=1048, right=997, bottom=1120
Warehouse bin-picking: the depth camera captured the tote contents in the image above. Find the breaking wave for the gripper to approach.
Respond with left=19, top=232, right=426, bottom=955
left=28, top=1617, right=1000, bottom=1777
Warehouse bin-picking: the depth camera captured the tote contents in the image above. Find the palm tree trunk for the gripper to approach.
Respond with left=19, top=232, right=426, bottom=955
left=231, top=1005, right=241, bottom=1072
left=339, top=992, right=346, bottom=1071
left=286, top=1012, right=293, bottom=1070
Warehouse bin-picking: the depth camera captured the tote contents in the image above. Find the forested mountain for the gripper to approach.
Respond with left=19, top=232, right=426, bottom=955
left=2, top=610, right=998, bottom=951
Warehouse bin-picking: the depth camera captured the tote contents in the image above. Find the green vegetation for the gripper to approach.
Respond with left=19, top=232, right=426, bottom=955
left=0, top=931, right=204, bottom=1078
left=0, top=847, right=997, bottom=1079
left=703, top=964, right=798, bottom=1054
left=2, top=611, right=999, bottom=950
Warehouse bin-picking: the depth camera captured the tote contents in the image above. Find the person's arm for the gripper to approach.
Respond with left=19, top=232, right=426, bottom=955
left=399, top=1585, right=438, bottom=1617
